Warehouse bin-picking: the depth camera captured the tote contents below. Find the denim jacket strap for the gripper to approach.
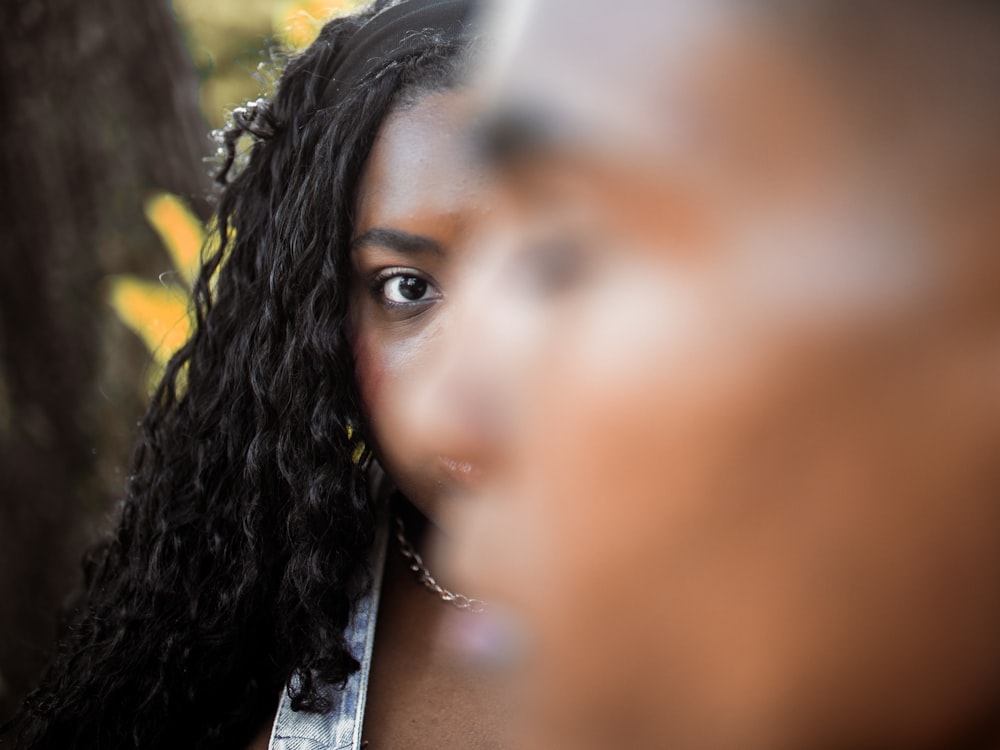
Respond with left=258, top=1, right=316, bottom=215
left=268, top=516, right=388, bottom=750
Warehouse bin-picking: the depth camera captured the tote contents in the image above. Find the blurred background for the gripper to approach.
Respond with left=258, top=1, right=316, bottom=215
left=0, top=0, right=360, bottom=723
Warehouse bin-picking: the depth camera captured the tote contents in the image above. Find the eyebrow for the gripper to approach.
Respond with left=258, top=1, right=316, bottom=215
left=475, top=102, right=565, bottom=167
left=351, top=228, right=442, bottom=256
left=477, top=110, right=547, bottom=167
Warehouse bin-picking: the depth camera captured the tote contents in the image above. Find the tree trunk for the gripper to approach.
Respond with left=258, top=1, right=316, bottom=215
left=0, top=0, right=211, bottom=722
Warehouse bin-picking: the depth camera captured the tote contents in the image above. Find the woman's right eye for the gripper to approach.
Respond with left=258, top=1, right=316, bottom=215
left=373, top=269, right=442, bottom=307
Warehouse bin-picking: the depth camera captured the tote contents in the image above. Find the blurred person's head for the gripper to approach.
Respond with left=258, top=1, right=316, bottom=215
left=449, top=2, right=1000, bottom=749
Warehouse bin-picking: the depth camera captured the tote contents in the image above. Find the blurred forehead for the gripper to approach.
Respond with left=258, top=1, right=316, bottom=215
left=482, top=0, right=1000, bottom=168
left=480, top=0, right=863, bottom=215
left=480, top=0, right=741, bottom=165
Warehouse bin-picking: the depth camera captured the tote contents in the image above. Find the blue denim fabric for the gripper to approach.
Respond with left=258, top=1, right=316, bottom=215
left=268, top=521, right=388, bottom=750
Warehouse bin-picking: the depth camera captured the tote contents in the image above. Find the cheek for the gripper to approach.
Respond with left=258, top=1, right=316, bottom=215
left=351, top=324, right=424, bottom=459
left=351, top=328, right=386, bottom=425
left=351, top=322, right=437, bottom=467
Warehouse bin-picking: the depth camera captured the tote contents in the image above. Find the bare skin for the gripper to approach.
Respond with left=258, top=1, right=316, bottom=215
left=361, top=527, right=510, bottom=750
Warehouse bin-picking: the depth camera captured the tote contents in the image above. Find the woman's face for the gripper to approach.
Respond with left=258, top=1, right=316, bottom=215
left=349, top=88, right=503, bottom=524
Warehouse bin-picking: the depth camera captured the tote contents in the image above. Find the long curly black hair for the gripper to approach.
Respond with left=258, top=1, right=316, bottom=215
left=6, top=2, right=475, bottom=748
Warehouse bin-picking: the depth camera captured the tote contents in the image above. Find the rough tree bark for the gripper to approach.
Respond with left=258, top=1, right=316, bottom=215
left=0, top=0, right=211, bottom=722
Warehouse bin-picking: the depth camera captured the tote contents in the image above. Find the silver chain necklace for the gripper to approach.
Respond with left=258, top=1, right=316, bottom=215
left=393, top=514, right=488, bottom=614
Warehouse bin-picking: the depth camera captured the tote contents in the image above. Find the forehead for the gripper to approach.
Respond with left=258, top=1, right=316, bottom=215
left=355, top=89, right=491, bottom=230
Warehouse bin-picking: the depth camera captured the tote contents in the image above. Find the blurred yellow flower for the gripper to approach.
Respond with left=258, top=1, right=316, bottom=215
left=275, top=0, right=362, bottom=49
left=144, top=193, right=205, bottom=287
left=109, top=278, right=191, bottom=366
left=109, top=193, right=209, bottom=393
